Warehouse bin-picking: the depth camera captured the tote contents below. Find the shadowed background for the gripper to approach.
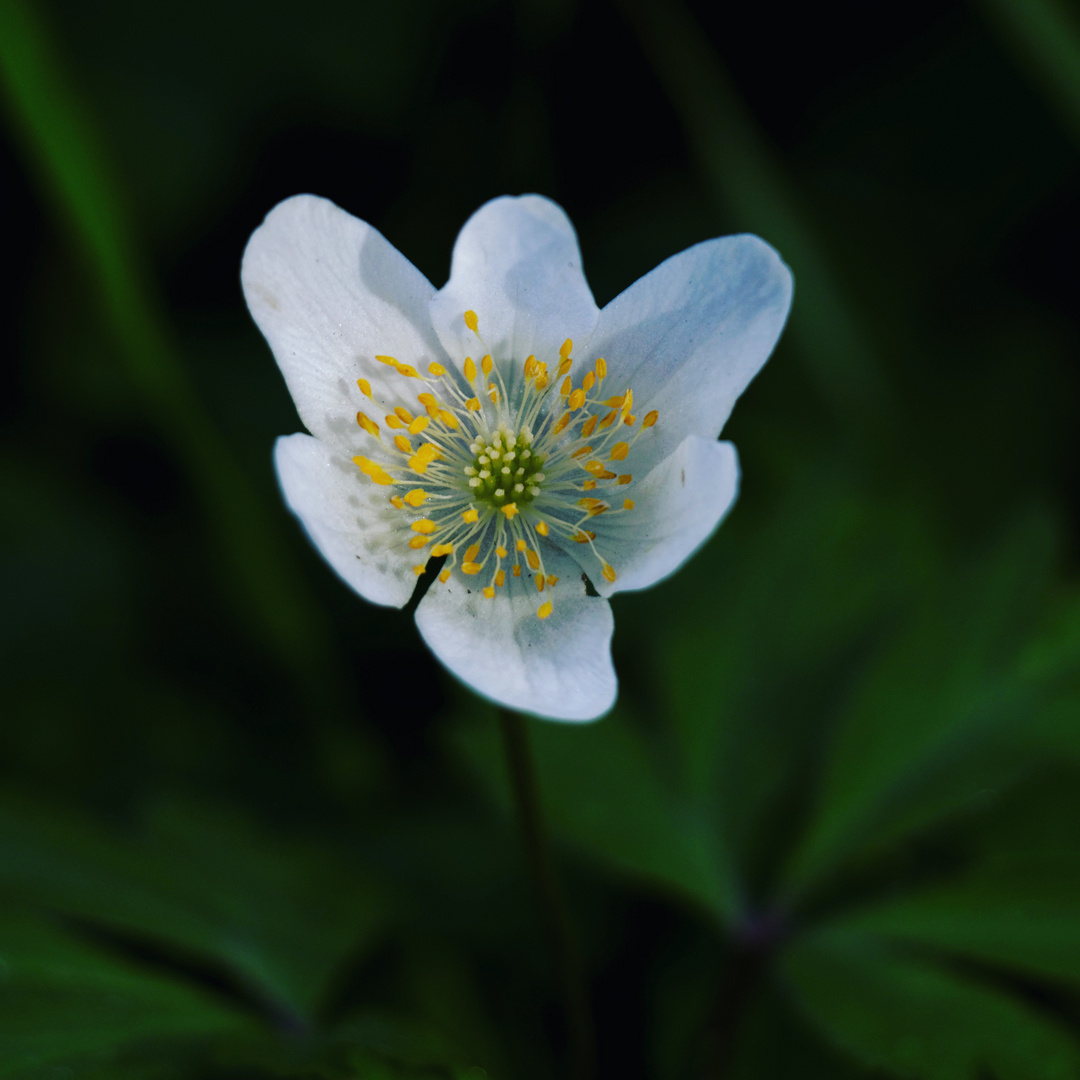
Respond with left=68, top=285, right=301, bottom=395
left=2, top=0, right=1080, bottom=1077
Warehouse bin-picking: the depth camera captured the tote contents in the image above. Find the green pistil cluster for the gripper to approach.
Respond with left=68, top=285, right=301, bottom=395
left=465, top=427, right=546, bottom=508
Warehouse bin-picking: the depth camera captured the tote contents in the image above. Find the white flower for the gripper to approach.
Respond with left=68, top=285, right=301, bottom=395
left=242, top=194, right=792, bottom=721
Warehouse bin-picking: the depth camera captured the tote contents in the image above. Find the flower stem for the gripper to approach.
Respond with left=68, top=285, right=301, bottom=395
left=498, top=709, right=595, bottom=1080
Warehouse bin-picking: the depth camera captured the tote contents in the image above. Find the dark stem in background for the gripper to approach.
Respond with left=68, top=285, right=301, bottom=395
left=499, top=709, right=595, bottom=1080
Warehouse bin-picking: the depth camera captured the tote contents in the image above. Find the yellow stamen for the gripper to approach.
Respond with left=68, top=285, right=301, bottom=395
left=524, top=355, right=538, bottom=377
left=462, top=508, right=479, bottom=523
left=595, top=358, right=607, bottom=379
left=560, top=338, right=573, bottom=359
left=623, top=499, right=635, bottom=510
left=624, top=414, right=636, bottom=426
left=394, top=435, right=412, bottom=454
left=357, top=378, right=372, bottom=398
left=439, top=568, right=451, bottom=583
left=583, top=371, right=595, bottom=391
left=464, top=356, right=477, bottom=382
left=439, top=409, right=460, bottom=429
left=535, top=521, right=550, bottom=536
left=483, top=586, right=495, bottom=598
left=390, top=495, right=405, bottom=509
left=557, top=357, right=572, bottom=377
left=536, top=575, right=545, bottom=592
left=501, top=503, right=519, bottom=519
left=352, top=456, right=394, bottom=485
left=384, top=415, right=404, bottom=429
left=643, top=410, right=659, bottom=428
left=465, top=544, right=481, bottom=563
left=394, top=362, right=419, bottom=379
left=605, top=394, right=626, bottom=408
left=428, top=362, right=446, bottom=377
left=495, top=569, right=506, bottom=587
left=414, top=564, right=426, bottom=576
left=465, top=397, right=481, bottom=411
left=404, top=489, right=428, bottom=507
left=417, top=392, right=437, bottom=407
left=583, top=479, right=597, bottom=490
left=513, top=565, right=522, bottom=577
left=610, top=441, right=629, bottom=461
left=516, top=539, right=527, bottom=552
left=572, top=445, right=593, bottom=458
left=568, top=388, right=586, bottom=411
left=618, top=474, right=632, bottom=485
left=481, top=354, right=493, bottom=375
left=572, top=529, right=596, bottom=543
left=560, top=376, right=572, bottom=396
left=548, top=576, right=559, bottom=585
left=496, top=546, right=508, bottom=558
left=409, top=416, right=431, bottom=435
left=464, top=310, right=479, bottom=332
left=552, top=414, right=572, bottom=434
left=581, top=415, right=598, bottom=437
left=411, top=519, right=437, bottom=535
left=394, top=406, right=412, bottom=423
left=432, top=543, right=454, bottom=557
left=462, top=562, right=483, bottom=575
left=357, top=412, right=380, bottom=438
left=375, top=355, right=398, bottom=366
left=526, top=550, right=540, bottom=571
left=599, top=410, right=618, bottom=429
left=409, top=536, right=429, bottom=549
left=602, top=563, right=617, bottom=583
left=538, top=601, right=553, bottom=619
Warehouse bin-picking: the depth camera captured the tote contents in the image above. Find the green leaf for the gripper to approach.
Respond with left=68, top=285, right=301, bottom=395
left=780, top=514, right=1062, bottom=902
left=0, top=798, right=385, bottom=1020
left=452, top=704, right=741, bottom=925
left=841, top=851, right=1080, bottom=991
left=0, top=909, right=244, bottom=1076
left=781, top=926, right=1080, bottom=1080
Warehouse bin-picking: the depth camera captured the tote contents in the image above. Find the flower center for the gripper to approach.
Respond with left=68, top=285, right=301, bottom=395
left=349, top=310, right=659, bottom=619
left=466, top=428, right=545, bottom=509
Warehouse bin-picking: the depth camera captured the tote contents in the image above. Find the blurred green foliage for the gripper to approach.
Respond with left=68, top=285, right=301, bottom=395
left=2, top=0, right=1080, bottom=1077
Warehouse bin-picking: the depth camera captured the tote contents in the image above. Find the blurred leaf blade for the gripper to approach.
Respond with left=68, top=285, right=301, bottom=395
left=0, top=0, right=329, bottom=677
left=781, top=925, right=1080, bottom=1080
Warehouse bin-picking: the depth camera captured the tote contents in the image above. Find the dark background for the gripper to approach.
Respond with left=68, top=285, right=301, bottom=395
left=3, top=0, right=1080, bottom=1077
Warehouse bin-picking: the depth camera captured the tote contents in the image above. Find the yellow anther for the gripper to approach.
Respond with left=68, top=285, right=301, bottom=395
left=552, top=414, right=572, bottom=435
left=432, top=544, right=454, bottom=558
left=557, top=358, right=572, bottom=378
left=572, top=529, right=596, bottom=543
left=496, top=545, right=508, bottom=558
left=394, top=406, right=412, bottom=423
left=357, top=378, right=373, bottom=398
left=583, top=371, right=595, bottom=391
left=618, top=474, right=633, bottom=485
left=439, top=409, right=460, bottom=429
left=483, top=586, right=495, bottom=599
left=560, top=338, right=573, bottom=359
left=581, top=415, right=598, bottom=437
left=622, top=389, right=634, bottom=414
left=463, top=562, right=483, bottom=575
left=548, top=576, right=560, bottom=586
left=584, top=460, right=608, bottom=476
left=465, top=397, right=481, bottom=411
left=604, top=394, right=626, bottom=408
left=513, top=565, right=522, bottom=577
left=462, top=508, right=480, bottom=523
left=390, top=495, right=405, bottom=509
left=464, top=310, right=479, bottom=332
left=623, top=499, right=635, bottom=510
left=407, top=452, right=431, bottom=473
left=409, top=416, right=431, bottom=435
left=464, top=356, right=477, bottom=382
left=414, top=564, right=426, bottom=576
left=599, top=410, right=618, bottom=429
left=481, top=354, right=493, bottom=375
left=536, top=521, right=550, bottom=536
left=643, top=410, right=659, bottom=428
left=579, top=497, right=604, bottom=509
left=583, top=479, right=597, bottom=490
left=516, top=539, right=527, bottom=552
left=409, top=536, right=430, bottom=549
left=537, top=601, right=553, bottom=620
left=526, top=549, right=540, bottom=571
left=439, top=568, right=451, bottom=583
left=536, top=575, right=545, bottom=592
left=595, top=358, right=607, bottom=379
left=357, top=412, right=380, bottom=438
left=489, top=387, right=499, bottom=405
left=568, top=388, right=586, bottom=411
left=560, top=376, right=572, bottom=396
left=495, top=569, right=506, bottom=587
left=428, top=362, right=447, bottom=377
left=588, top=504, right=609, bottom=517
left=602, top=563, right=617, bottom=583
left=352, top=456, right=394, bottom=485
left=411, top=519, right=437, bottom=535
left=417, top=392, right=437, bottom=407
left=610, top=442, right=630, bottom=461
left=624, top=414, right=636, bottom=426
left=572, top=445, right=593, bottom=458
left=524, top=355, right=538, bottom=377
left=501, top=503, right=519, bottom=519
left=404, top=489, right=428, bottom=507
left=376, top=355, right=398, bottom=366
left=465, top=543, right=481, bottom=563
left=394, top=434, right=413, bottom=454
left=384, top=414, right=404, bottom=429
left=394, top=363, right=419, bottom=379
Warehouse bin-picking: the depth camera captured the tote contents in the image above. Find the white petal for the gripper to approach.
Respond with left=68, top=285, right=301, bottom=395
left=243, top=195, right=449, bottom=454
left=586, top=235, right=792, bottom=476
left=274, top=433, right=416, bottom=609
left=566, top=436, right=739, bottom=598
left=429, top=195, right=600, bottom=379
left=414, top=546, right=615, bottom=722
